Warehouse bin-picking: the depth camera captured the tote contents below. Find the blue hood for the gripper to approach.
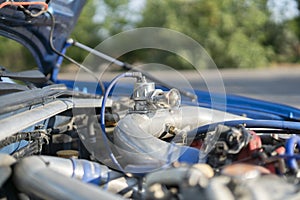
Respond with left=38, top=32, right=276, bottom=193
left=0, top=0, right=86, bottom=75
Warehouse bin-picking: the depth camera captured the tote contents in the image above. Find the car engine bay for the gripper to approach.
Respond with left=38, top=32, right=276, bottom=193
left=1, top=1, right=300, bottom=200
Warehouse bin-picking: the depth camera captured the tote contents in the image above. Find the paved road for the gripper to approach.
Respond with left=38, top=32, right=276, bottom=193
left=59, top=66, right=300, bottom=108
left=189, top=67, right=300, bottom=108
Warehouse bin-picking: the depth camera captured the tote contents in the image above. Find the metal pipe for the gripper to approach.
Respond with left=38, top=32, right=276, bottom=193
left=13, top=156, right=124, bottom=200
left=0, top=98, right=106, bottom=141
left=15, top=156, right=123, bottom=184
left=71, top=40, right=197, bottom=101
left=0, top=154, right=16, bottom=187
left=72, top=40, right=125, bottom=67
left=112, top=106, right=246, bottom=172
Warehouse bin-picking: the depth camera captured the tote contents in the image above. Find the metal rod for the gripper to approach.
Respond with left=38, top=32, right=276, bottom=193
left=70, top=39, right=197, bottom=101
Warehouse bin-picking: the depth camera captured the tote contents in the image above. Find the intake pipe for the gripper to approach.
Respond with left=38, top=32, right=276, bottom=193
left=113, top=106, right=247, bottom=173
left=13, top=156, right=124, bottom=200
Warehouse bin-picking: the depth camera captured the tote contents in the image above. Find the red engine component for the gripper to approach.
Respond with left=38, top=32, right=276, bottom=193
left=237, top=131, right=286, bottom=174
left=237, top=130, right=262, bottom=162
left=190, top=139, right=203, bottom=149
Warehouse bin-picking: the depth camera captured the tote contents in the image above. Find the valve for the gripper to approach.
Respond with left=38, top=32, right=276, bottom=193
left=132, top=76, right=181, bottom=113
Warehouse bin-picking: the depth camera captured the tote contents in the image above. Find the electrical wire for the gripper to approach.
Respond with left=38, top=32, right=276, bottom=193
left=47, top=11, right=106, bottom=94
left=0, top=1, right=49, bottom=17
left=0, top=1, right=48, bottom=9
left=117, top=179, right=138, bottom=196
left=19, top=5, right=47, bottom=17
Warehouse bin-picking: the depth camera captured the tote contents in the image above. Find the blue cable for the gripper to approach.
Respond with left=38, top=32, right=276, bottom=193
left=193, top=120, right=300, bottom=136
left=100, top=72, right=142, bottom=172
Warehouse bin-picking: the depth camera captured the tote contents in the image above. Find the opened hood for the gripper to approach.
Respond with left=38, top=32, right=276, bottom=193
left=0, top=0, right=86, bottom=75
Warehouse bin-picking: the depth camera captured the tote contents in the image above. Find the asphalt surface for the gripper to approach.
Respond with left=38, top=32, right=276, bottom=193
left=189, top=67, right=300, bottom=108
left=59, top=66, right=300, bottom=109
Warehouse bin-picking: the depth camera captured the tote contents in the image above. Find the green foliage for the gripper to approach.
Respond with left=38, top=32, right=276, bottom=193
left=0, top=37, right=36, bottom=71
left=67, top=0, right=102, bottom=64
left=93, top=0, right=136, bottom=37
left=1, top=0, right=300, bottom=71
left=264, top=22, right=299, bottom=63
left=285, top=1, right=300, bottom=62
left=138, top=0, right=274, bottom=68
left=0, top=0, right=102, bottom=72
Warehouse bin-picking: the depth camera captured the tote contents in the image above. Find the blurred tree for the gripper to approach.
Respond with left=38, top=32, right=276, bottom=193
left=138, top=0, right=274, bottom=68
left=0, top=0, right=102, bottom=72
left=94, top=0, right=130, bottom=37
left=265, top=22, right=299, bottom=63
left=64, top=0, right=136, bottom=70
left=1, top=0, right=300, bottom=72
left=0, top=36, right=37, bottom=72
left=285, top=0, right=300, bottom=62
left=66, top=0, right=102, bottom=64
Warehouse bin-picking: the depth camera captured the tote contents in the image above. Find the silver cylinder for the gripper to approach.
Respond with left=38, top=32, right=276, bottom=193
left=13, top=156, right=125, bottom=200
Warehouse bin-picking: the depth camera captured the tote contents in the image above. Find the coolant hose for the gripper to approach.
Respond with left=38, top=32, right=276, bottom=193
left=285, top=135, right=300, bottom=171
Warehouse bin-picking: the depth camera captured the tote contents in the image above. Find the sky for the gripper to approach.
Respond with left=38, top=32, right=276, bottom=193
left=267, top=0, right=299, bottom=23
